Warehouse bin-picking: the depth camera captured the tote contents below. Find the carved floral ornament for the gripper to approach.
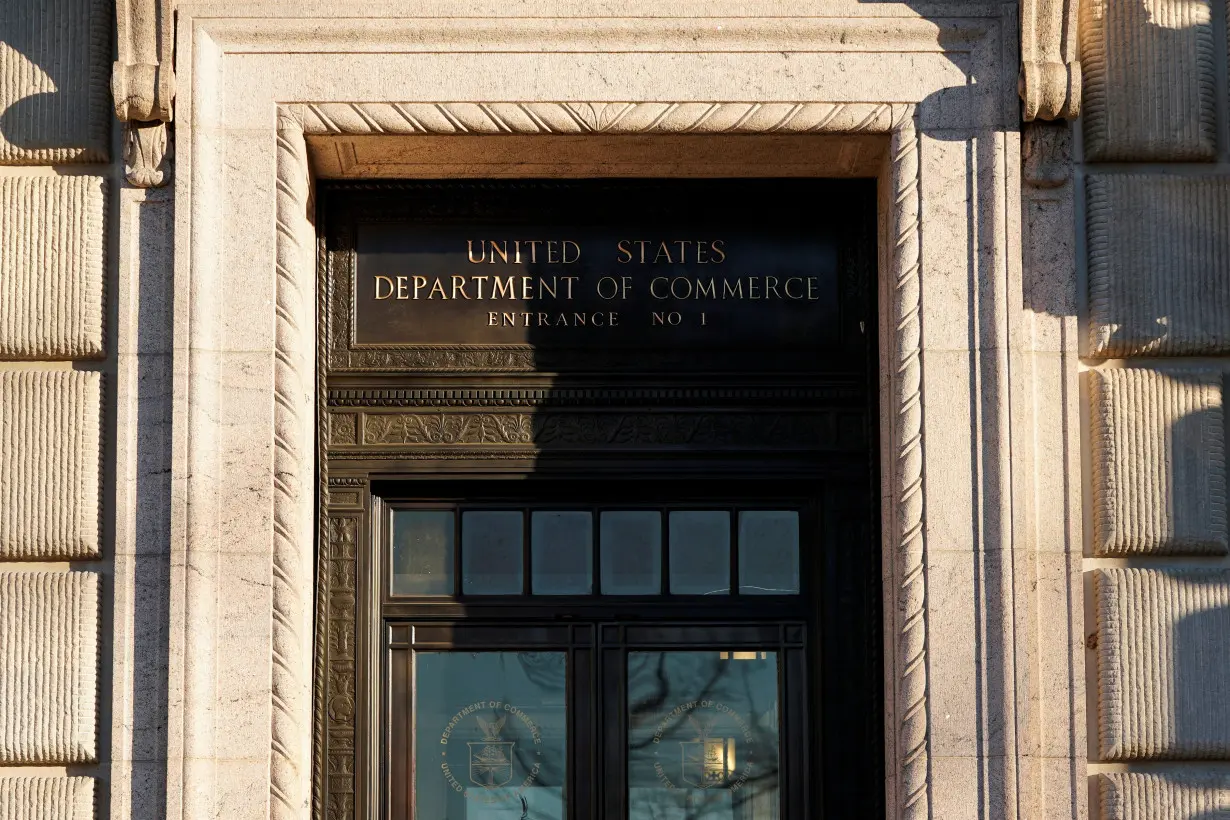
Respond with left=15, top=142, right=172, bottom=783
left=112, top=0, right=175, bottom=186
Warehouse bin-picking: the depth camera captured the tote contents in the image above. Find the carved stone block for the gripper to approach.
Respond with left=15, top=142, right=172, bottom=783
left=0, top=371, right=101, bottom=559
left=1096, top=569, right=1230, bottom=760
left=0, top=572, right=98, bottom=763
left=0, top=176, right=105, bottom=359
left=0, top=778, right=94, bottom=820
left=1087, top=175, right=1230, bottom=356
left=1099, top=772, right=1230, bottom=819
left=1081, top=0, right=1215, bottom=160
left=1089, top=368, right=1226, bottom=555
left=0, top=0, right=112, bottom=164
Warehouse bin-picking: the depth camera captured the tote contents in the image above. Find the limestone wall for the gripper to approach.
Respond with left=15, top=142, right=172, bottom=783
left=1080, top=0, right=1230, bottom=812
left=0, top=1, right=112, bottom=818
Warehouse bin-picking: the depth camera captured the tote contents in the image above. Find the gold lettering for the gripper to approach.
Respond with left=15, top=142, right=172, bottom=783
left=490, top=241, right=509, bottom=263
left=488, top=311, right=499, bottom=326
left=616, top=240, right=633, bottom=264
left=654, top=241, right=673, bottom=264
left=537, top=312, right=550, bottom=326
left=592, top=311, right=605, bottom=327
left=562, top=240, right=581, bottom=263
left=525, top=240, right=542, bottom=263
left=492, top=277, right=515, bottom=299
left=765, top=276, right=780, bottom=299
left=711, top=239, right=726, bottom=263
left=572, top=313, right=587, bottom=326
left=784, top=277, right=804, bottom=299
left=374, top=275, right=394, bottom=300
left=596, top=276, right=621, bottom=300
left=501, top=312, right=516, bottom=326
left=412, top=276, right=427, bottom=299
left=635, top=240, right=651, bottom=263
left=610, top=312, right=619, bottom=326
left=546, top=242, right=560, bottom=264
left=467, top=240, right=484, bottom=264
left=397, top=276, right=410, bottom=300
left=649, top=277, right=669, bottom=299
left=451, top=275, right=470, bottom=300
left=807, top=277, right=820, bottom=300
left=721, top=279, right=743, bottom=299
left=427, top=279, right=446, bottom=299
left=669, top=277, right=692, bottom=299
left=701, top=312, right=707, bottom=325
left=539, top=277, right=558, bottom=299
left=521, top=276, right=534, bottom=300
left=694, top=278, right=716, bottom=299
left=696, top=242, right=710, bottom=264
left=674, top=240, right=693, bottom=259
left=561, top=276, right=579, bottom=299
left=748, top=278, right=761, bottom=299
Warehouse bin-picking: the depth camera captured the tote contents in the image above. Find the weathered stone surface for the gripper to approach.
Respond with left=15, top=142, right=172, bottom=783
left=0, top=572, right=98, bottom=763
left=1089, top=368, right=1226, bottom=555
left=0, top=371, right=101, bottom=559
left=1099, top=771, right=1230, bottom=819
left=0, top=778, right=94, bottom=820
left=0, top=0, right=111, bottom=164
left=1087, top=175, right=1230, bottom=356
left=1096, top=569, right=1230, bottom=760
left=1080, top=0, right=1215, bottom=160
left=0, top=176, right=105, bottom=359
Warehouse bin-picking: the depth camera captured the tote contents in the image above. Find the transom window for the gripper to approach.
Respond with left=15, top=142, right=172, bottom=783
left=390, top=505, right=802, bottom=598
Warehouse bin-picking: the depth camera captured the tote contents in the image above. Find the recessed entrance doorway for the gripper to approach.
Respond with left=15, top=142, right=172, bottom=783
left=318, top=179, right=882, bottom=819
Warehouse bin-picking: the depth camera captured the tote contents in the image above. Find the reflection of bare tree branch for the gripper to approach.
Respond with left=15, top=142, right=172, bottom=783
left=627, top=653, right=782, bottom=817
left=628, top=653, right=730, bottom=751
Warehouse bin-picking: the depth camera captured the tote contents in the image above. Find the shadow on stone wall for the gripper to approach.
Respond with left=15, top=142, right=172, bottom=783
left=0, top=3, right=92, bottom=154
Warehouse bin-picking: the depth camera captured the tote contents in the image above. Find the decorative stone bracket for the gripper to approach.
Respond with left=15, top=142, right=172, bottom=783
left=112, top=0, right=175, bottom=186
left=1020, top=0, right=1082, bottom=119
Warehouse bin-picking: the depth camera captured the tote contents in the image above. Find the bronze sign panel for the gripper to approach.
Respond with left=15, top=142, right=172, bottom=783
left=327, top=180, right=872, bottom=373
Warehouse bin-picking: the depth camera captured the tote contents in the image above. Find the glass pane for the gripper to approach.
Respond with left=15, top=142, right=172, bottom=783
left=391, top=510, right=455, bottom=596
left=531, top=511, right=593, bottom=595
left=738, top=511, right=800, bottom=595
left=600, top=511, right=662, bottom=595
left=627, top=651, right=781, bottom=819
left=669, top=511, right=731, bottom=595
left=462, top=511, right=524, bottom=595
left=415, top=651, right=568, bottom=819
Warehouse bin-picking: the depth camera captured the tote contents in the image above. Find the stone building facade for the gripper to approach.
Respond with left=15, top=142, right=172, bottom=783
left=0, top=0, right=1227, bottom=818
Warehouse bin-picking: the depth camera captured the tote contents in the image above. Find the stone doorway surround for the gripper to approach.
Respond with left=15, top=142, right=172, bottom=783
left=168, top=5, right=1083, bottom=820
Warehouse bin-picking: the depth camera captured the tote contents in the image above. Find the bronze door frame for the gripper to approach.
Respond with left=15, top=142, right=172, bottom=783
left=387, top=620, right=810, bottom=820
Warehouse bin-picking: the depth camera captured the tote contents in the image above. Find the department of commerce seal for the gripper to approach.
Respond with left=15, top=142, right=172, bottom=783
left=650, top=700, right=757, bottom=792
left=439, top=700, right=544, bottom=804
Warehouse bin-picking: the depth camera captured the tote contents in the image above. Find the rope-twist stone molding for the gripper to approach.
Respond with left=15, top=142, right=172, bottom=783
left=292, top=101, right=894, bottom=135
left=272, top=115, right=316, bottom=820
left=889, top=106, right=929, bottom=820
left=274, top=100, right=929, bottom=820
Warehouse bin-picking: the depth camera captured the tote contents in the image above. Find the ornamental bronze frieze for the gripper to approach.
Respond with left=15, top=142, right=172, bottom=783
left=329, top=409, right=863, bottom=451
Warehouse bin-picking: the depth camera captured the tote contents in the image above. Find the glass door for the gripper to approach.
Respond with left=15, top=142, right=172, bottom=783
left=387, top=623, right=593, bottom=820
left=381, top=487, right=816, bottom=819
